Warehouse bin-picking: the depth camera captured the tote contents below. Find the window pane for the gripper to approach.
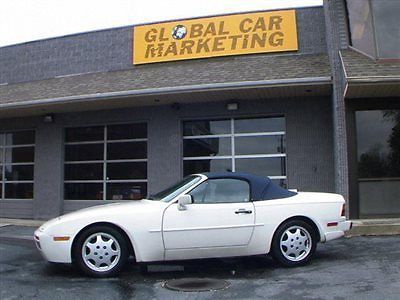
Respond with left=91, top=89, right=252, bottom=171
left=235, top=135, right=286, bottom=155
left=0, top=133, right=4, bottom=146
left=5, top=130, right=35, bottom=145
left=151, top=175, right=202, bottom=202
left=65, top=183, right=103, bottom=200
left=359, top=180, right=400, bottom=217
left=107, top=162, right=147, bottom=180
left=183, top=138, right=231, bottom=157
left=107, top=123, right=147, bottom=140
left=235, top=157, right=286, bottom=177
left=235, top=117, right=285, bottom=133
left=346, top=0, right=376, bottom=58
left=357, top=110, right=400, bottom=178
left=5, top=183, right=33, bottom=199
left=65, top=164, right=103, bottom=180
left=65, top=126, right=104, bottom=142
left=106, top=182, right=147, bottom=200
left=197, top=179, right=250, bottom=203
left=0, top=149, right=3, bottom=163
left=107, top=142, right=147, bottom=160
left=4, top=165, right=34, bottom=181
left=183, top=120, right=230, bottom=136
left=184, top=159, right=232, bottom=176
left=189, top=181, right=208, bottom=203
left=65, top=144, right=104, bottom=161
left=371, top=0, right=400, bottom=59
left=356, top=110, right=400, bottom=217
left=5, top=147, right=34, bottom=163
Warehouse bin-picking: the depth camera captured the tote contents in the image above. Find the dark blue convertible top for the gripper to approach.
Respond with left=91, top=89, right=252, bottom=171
left=202, top=172, right=297, bottom=201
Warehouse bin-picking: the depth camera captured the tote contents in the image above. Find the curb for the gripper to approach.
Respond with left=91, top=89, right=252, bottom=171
left=0, top=218, right=44, bottom=227
left=346, top=224, right=400, bottom=237
left=0, top=235, right=35, bottom=246
left=346, top=218, right=400, bottom=236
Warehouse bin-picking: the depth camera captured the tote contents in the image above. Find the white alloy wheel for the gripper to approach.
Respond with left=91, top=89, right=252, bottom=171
left=271, top=220, right=317, bottom=267
left=81, top=232, right=121, bottom=272
left=279, top=225, right=312, bottom=262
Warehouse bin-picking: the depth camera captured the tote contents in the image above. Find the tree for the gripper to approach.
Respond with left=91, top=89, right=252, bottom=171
left=383, top=110, right=400, bottom=177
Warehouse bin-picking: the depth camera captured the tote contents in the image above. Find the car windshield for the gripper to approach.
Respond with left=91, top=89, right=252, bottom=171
left=148, top=175, right=202, bottom=202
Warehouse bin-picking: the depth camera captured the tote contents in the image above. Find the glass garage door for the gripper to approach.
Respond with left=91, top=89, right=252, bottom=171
left=0, top=130, right=35, bottom=200
left=183, top=117, right=287, bottom=187
left=64, top=123, right=147, bottom=201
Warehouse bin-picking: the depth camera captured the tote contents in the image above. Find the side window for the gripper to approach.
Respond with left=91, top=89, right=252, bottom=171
left=189, top=181, right=208, bottom=203
left=189, top=179, right=250, bottom=204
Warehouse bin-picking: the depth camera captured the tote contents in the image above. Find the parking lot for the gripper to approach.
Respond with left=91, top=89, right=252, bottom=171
left=1, top=228, right=400, bottom=300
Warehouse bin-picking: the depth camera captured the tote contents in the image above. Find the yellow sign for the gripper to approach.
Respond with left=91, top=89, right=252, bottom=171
left=133, top=10, right=298, bottom=65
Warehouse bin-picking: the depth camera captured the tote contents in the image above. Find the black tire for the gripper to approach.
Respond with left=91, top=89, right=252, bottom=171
left=73, top=225, right=128, bottom=277
left=271, top=220, right=317, bottom=267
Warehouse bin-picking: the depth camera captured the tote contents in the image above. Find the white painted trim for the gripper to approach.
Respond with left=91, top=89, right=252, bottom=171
left=183, top=154, right=286, bottom=160
left=182, top=131, right=286, bottom=139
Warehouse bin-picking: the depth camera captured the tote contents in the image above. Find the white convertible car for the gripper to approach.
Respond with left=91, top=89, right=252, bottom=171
left=35, top=172, right=352, bottom=277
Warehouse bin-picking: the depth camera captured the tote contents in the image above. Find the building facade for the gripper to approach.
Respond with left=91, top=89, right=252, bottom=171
left=0, top=0, right=399, bottom=220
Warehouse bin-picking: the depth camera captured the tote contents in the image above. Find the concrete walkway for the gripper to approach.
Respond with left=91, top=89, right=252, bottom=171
left=349, top=218, right=400, bottom=236
left=0, top=226, right=35, bottom=241
left=0, top=218, right=44, bottom=227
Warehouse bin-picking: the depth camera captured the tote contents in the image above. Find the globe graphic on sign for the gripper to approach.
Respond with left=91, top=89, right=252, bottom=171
left=172, top=25, right=187, bottom=40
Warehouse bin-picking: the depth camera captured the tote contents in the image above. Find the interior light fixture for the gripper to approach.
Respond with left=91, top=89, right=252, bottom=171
left=43, top=114, right=54, bottom=123
left=226, top=102, right=239, bottom=111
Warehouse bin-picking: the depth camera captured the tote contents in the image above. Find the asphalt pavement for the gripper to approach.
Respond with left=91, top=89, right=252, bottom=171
left=0, top=225, right=399, bottom=300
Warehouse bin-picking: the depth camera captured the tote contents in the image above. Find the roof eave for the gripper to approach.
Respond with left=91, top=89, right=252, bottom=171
left=347, top=77, right=400, bottom=84
left=0, top=76, right=332, bottom=110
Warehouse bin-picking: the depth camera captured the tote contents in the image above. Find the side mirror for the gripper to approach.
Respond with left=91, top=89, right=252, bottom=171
left=177, top=194, right=192, bottom=211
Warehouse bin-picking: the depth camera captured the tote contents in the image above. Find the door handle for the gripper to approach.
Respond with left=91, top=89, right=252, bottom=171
left=235, top=209, right=252, bottom=214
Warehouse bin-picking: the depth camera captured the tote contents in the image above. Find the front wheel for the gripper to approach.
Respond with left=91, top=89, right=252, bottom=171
left=73, top=226, right=128, bottom=277
left=271, top=220, right=317, bottom=267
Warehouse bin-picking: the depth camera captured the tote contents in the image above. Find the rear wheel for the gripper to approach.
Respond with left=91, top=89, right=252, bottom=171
left=73, top=226, right=128, bottom=277
left=271, top=220, right=317, bottom=267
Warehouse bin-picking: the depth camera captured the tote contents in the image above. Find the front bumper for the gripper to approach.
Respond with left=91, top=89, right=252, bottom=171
left=324, top=220, right=352, bottom=242
left=34, top=229, right=73, bottom=263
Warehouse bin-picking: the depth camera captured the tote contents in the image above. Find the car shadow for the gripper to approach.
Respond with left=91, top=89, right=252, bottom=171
left=41, top=247, right=346, bottom=281
left=121, top=255, right=280, bottom=280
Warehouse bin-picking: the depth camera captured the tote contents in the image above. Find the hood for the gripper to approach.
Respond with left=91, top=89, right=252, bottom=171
left=39, top=199, right=158, bottom=231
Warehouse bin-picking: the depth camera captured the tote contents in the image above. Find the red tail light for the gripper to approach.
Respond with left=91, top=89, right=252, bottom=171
left=341, top=204, right=346, bottom=217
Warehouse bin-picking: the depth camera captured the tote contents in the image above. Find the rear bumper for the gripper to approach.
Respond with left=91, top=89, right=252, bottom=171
left=323, top=220, right=352, bottom=242
left=34, top=229, right=73, bottom=263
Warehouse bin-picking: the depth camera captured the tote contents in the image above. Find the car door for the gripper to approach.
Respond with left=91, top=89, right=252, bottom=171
left=162, top=178, right=255, bottom=251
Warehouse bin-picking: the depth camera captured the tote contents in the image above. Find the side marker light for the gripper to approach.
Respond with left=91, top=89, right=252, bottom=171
left=53, top=236, right=70, bottom=241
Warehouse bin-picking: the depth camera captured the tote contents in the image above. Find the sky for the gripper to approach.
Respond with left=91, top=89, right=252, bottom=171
left=0, top=0, right=322, bottom=47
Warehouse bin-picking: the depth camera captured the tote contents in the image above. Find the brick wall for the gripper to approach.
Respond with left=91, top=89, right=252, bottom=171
left=0, top=7, right=327, bottom=85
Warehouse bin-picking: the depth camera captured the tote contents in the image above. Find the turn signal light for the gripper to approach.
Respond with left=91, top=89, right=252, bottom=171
left=53, top=236, right=70, bottom=241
